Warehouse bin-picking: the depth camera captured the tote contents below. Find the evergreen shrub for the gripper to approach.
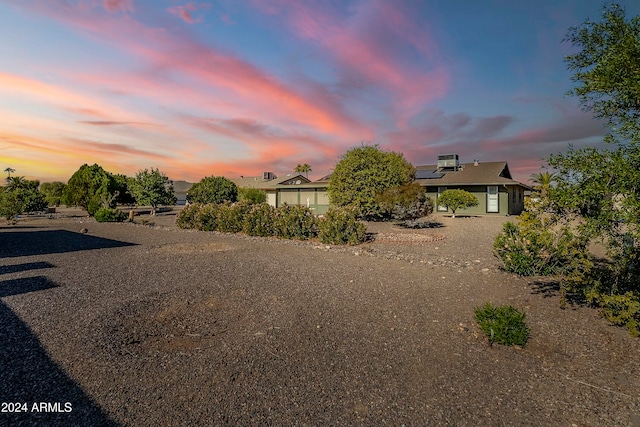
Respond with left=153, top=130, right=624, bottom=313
left=318, top=206, right=366, bottom=245
left=94, top=208, right=126, bottom=222
left=274, top=204, right=318, bottom=240
left=242, top=203, right=275, bottom=237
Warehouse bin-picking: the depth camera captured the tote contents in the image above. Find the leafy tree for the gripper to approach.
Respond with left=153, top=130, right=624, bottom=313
left=40, top=181, right=66, bottom=207
left=328, top=144, right=415, bottom=218
left=375, top=182, right=433, bottom=220
left=564, top=3, right=640, bottom=144
left=4, top=167, right=15, bottom=179
left=550, top=3, right=640, bottom=301
left=436, top=189, right=478, bottom=218
left=62, top=164, right=118, bottom=215
left=128, top=168, right=176, bottom=215
left=112, top=174, right=136, bottom=205
left=238, top=187, right=267, bottom=204
left=495, top=4, right=640, bottom=335
left=295, top=163, right=312, bottom=178
left=0, top=178, right=47, bottom=219
left=187, top=176, right=238, bottom=204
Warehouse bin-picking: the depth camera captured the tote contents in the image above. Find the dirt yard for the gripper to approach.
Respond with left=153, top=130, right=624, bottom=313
left=1, top=208, right=639, bottom=426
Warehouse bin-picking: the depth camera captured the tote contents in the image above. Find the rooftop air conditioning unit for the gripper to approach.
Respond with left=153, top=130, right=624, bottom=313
left=263, top=171, right=276, bottom=180
left=437, top=154, right=460, bottom=170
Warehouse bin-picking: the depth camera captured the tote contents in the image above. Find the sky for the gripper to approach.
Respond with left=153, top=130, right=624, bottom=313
left=2, top=0, right=639, bottom=184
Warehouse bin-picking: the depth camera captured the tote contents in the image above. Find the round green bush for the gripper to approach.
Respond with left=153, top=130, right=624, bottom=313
left=94, top=208, right=126, bottom=222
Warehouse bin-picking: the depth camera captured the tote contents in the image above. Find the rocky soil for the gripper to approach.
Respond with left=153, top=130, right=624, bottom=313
left=1, top=209, right=639, bottom=426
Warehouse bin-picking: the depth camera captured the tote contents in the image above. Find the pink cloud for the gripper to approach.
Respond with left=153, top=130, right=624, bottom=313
left=167, top=3, right=203, bottom=24
left=251, top=0, right=450, bottom=121
left=103, top=0, right=134, bottom=14
left=23, top=1, right=363, bottom=138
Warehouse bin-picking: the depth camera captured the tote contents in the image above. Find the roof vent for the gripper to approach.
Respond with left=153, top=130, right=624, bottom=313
left=437, top=154, right=460, bottom=171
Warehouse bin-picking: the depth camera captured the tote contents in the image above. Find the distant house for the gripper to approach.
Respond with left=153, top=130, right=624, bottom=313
left=171, top=180, right=194, bottom=205
left=230, top=172, right=330, bottom=214
left=415, top=155, right=530, bottom=216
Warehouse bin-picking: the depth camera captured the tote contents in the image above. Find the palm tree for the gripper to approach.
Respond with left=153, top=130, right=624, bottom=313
left=295, top=163, right=312, bottom=178
left=4, top=167, right=15, bottom=180
left=6, top=176, right=27, bottom=191
left=530, top=171, right=557, bottom=188
left=530, top=171, right=557, bottom=198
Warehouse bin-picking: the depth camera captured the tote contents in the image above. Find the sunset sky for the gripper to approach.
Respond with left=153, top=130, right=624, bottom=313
left=2, top=0, right=638, bottom=184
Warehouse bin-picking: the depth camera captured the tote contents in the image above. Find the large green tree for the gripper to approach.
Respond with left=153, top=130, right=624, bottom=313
left=128, top=168, right=176, bottom=215
left=495, top=4, right=640, bottom=334
left=62, top=164, right=118, bottom=215
left=40, top=181, right=66, bottom=207
left=564, top=3, right=640, bottom=144
left=187, top=176, right=238, bottom=205
left=0, top=177, right=47, bottom=219
left=552, top=3, right=640, bottom=289
left=328, top=144, right=415, bottom=218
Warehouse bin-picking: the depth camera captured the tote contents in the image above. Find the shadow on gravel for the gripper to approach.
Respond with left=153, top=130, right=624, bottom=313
left=0, top=230, right=136, bottom=258
left=0, top=276, right=58, bottom=298
left=398, top=220, right=445, bottom=229
left=0, top=290, right=119, bottom=426
left=530, top=279, right=587, bottom=308
left=0, top=261, right=55, bottom=275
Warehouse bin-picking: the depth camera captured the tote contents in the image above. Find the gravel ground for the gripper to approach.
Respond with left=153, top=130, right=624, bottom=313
left=1, top=210, right=639, bottom=426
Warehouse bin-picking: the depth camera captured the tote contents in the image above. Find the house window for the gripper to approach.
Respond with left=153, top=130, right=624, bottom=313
left=487, top=186, right=499, bottom=213
left=437, top=187, right=448, bottom=211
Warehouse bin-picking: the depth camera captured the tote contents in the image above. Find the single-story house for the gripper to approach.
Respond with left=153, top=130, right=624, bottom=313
left=172, top=154, right=529, bottom=216
left=415, top=155, right=531, bottom=216
left=230, top=172, right=330, bottom=214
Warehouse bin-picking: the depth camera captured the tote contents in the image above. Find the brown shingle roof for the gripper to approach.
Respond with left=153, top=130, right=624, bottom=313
left=415, top=161, right=529, bottom=187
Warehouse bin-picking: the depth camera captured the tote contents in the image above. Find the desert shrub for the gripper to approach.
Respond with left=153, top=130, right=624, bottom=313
left=493, top=218, right=592, bottom=282
left=274, top=204, right=318, bottom=240
left=193, top=204, right=221, bottom=231
left=216, top=202, right=251, bottom=233
left=94, top=208, right=126, bottom=222
left=238, top=187, right=267, bottom=204
left=586, top=291, right=640, bottom=337
left=318, top=206, right=366, bottom=245
left=176, top=203, right=202, bottom=229
left=242, top=203, right=275, bottom=237
left=376, top=182, right=433, bottom=221
left=474, top=303, right=529, bottom=346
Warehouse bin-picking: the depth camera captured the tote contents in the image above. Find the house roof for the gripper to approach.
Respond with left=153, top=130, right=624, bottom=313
left=229, top=174, right=312, bottom=190
left=171, top=180, right=194, bottom=193
left=414, top=161, right=530, bottom=188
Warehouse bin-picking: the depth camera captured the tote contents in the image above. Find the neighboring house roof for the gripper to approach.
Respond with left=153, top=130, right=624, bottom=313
left=171, top=180, right=194, bottom=193
left=414, top=161, right=531, bottom=188
left=230, top=174, right=312, bottom=190
left=315, top=173, right=332, bottom=183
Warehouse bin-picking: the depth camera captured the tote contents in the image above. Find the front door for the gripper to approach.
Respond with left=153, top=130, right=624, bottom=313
left=487, top=186, right=499, bottom=213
